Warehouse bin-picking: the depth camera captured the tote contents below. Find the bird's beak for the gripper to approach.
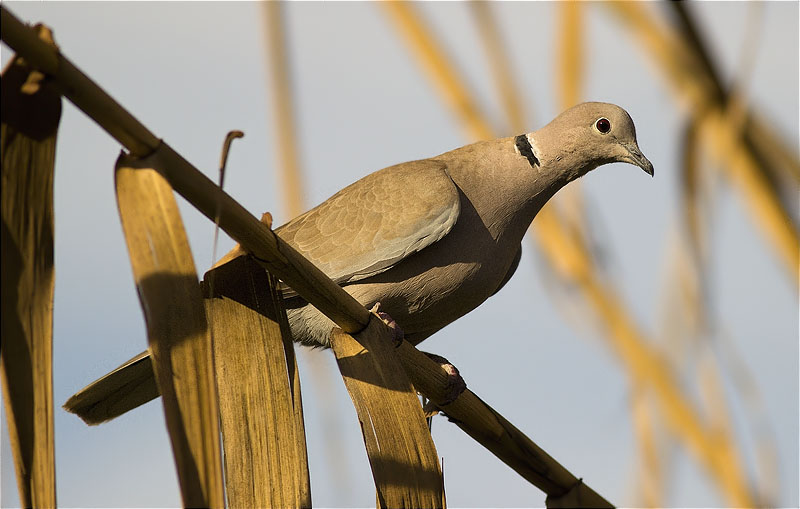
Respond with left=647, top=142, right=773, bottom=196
left=622, top=142, right=654, bottom=177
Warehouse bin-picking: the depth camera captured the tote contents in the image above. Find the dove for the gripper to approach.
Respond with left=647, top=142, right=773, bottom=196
left=65, top=102, right=653, bottom=423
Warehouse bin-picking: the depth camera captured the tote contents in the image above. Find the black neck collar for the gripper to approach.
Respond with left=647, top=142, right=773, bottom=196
left=515, top=134, right=539, bottom=168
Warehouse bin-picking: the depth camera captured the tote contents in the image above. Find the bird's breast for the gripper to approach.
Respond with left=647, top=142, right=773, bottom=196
left=347, top=234, right=515, bottom=339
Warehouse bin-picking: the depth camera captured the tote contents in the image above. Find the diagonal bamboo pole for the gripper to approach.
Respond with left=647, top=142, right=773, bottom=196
left=392, top=341, right=612, bottom=508
left=380, top=2, right=756, bottom=506
left=0, top=6, right=610, bottom=504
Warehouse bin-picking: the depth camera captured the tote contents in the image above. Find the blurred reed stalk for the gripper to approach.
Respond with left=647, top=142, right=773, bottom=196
left=660, top=4, right=783, bottom=502
left=382, top=1, right=493, bottom=140
left=264, top=1, right=305, bottom=219
left=606, top=2, right=799, bottom=282
left=261, top=2, right=354, bottom=496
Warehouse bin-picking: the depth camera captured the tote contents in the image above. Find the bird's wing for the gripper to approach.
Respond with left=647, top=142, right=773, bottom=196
left=277, top=158, right=460, bottom=293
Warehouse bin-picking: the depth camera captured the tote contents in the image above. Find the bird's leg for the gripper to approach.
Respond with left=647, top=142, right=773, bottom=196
left=422, top=352, right=467, bottom=404
left=368, top=303, right=440, bottom=427
left=420, top=351, right=467, bottom=419
left=369, top=302, right=404, bottom=345
left=368, top=303, right=466, bottom=421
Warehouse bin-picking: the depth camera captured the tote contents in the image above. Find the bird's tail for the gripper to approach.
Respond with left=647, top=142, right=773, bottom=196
left=63, top=350, right=159, bottom=425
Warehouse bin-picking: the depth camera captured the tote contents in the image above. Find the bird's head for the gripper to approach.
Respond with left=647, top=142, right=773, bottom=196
left=529, top=102, right=654, bottom=183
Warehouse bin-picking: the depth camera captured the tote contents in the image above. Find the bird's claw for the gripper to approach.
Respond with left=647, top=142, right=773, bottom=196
left=370, top=302, right=404, bottom=345
left=421, top=352, right=467, bottom=412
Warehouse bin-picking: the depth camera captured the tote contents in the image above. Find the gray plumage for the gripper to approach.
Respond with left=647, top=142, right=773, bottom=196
left=65, top=102, right=653, bottom=423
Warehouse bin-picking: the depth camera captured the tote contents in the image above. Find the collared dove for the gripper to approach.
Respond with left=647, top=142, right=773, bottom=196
left=65, top=102, right=653, bottom=423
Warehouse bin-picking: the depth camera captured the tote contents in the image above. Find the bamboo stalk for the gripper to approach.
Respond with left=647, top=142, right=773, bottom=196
left=661, top=12, right=781, bottom=504
left=748, top=114, right=800, bottom=183
left=0, top=29, right=61, bottom=507
left=675, top=114, right=759, bottom=505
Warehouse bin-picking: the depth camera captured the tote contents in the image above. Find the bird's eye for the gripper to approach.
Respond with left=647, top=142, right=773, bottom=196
left=595, top=117, right=611, bottom=134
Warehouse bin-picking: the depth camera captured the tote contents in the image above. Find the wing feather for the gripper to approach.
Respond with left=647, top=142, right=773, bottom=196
left=276, top=159, right=459, bottom=294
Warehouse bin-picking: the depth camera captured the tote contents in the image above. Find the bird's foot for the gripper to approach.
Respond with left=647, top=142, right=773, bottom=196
left=369, top=302, right=404, bottom=345
left=421, top=352, right=467, bottom=416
